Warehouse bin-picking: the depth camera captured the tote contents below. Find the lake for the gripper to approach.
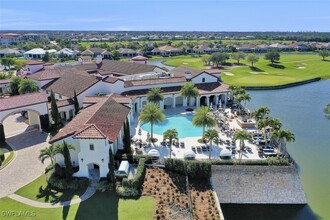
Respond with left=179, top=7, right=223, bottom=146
left=149, top=58, right=330, bottom=219
left=241, top=80, right=330, bottom=220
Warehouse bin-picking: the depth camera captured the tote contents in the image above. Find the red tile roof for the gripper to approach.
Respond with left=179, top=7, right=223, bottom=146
left=73, top=124, right=107, bottom=139
left=121, top=82, right=229, bottom=97
left=48, top=99, right=74, bottom=108
left=124, top=77, right=186, bottom=87
left=43, top=72, right=101, bottom=98
left=0, top=79, right=11, bottom=85
left=25, top=60, right=45, bottom=65
left=0, top=92, right=48, bottom=111
left=132, top=56, right=148, bottom=61
left=50, top=94, right=130, bottom=143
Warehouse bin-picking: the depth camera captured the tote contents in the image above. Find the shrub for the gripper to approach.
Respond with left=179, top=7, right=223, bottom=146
left=47, top=171, right=89, bottom=190
left=0, top=124, right=5, bottom=143
left=210, top=158, right=290, bottom=166
left=114, top=154, right=152, bottom=164
left=54, top=163, right=65, bottom=178
left=164, top=159, right=212, bottom=180
left=126, top=158, right=146, bottom=189
left=0, top=148, right=4, bottom=162
left=97, top=180, right=113, bottom=192
left=116, top=186, right=139, bottom=198
left=115, top=173, right=127, bottom=182
left=185, top=160, right=211, bottom=180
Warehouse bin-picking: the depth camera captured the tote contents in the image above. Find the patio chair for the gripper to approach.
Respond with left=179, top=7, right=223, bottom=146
left=201, top=145, right=207, bottom=151
left=191, top=146, right=196, bottom=152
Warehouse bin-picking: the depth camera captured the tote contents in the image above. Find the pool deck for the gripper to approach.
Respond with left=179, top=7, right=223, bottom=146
left=132, top=107, right=263, bottom=160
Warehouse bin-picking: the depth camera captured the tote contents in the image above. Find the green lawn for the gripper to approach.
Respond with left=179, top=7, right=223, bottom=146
left=15, top=174, right=86, bottom=203
left=163, top=54, right=209, bottom=70
left=223, top=55, right=330, bottom=86
left=0, top=142, right=14, bottom=168
left=0, top=192, right=154, bottom=220
left=162, top=54, right=330, bottom=87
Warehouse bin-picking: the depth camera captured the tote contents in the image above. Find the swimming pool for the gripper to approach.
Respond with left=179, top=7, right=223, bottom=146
left=140, top=113, right=204, bottom=138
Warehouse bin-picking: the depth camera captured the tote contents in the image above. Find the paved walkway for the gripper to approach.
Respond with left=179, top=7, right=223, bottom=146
left=8, top=179, right=98, bottom=208
left=0, top=130, right=50, bottom=198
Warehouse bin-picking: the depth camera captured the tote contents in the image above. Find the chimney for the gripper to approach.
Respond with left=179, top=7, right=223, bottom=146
left=185, top=72, right=192, bottom=81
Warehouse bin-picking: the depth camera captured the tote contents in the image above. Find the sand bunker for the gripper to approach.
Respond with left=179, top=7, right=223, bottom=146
left=296, top=67, right=306, bottom=69
left=250, top=72, right=268, bottom=74
left=223, top=72, right=234, bottom=76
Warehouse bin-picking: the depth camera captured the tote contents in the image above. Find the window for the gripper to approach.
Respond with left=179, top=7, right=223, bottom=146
left=89, top=144, right=94, bottom=151
left=59, top=94, right=62, bottom=99
left=202, top=77, right=205, bottom=82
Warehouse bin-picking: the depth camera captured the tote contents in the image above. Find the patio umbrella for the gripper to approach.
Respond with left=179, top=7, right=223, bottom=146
left=148, top=149, right=160, bottom=158
left=184, top=150, right=196, bottom=160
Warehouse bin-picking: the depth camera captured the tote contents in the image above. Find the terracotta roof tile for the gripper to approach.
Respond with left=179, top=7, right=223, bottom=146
left=50, top=94, right=130, bottom=143
left=43, top=72, right=100, bottom=98
left=121, top=82, right=229, bottom=97
left=73, top=124, right=107, bottom=139
left=0, top=92, right=47, bottom=111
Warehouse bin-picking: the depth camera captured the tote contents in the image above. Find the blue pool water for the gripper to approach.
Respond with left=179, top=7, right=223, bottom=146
left=141, top=114, right=203, bottom=138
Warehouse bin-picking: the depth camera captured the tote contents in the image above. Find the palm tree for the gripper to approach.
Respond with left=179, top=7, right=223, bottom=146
left=268, top=118, right=282, bottom=131
left=8, top=76, right=22, bottom=95
left=204, top=129, right=219, bottom=160
left=193, top=106, right=216, bottom=141
left=38, top=145, right=57, bottom=166
left=233, top=130, right=253, bottom=159
left=180, top=82, right=199, bottom=107
left=257, top=118, right=271, bottom=142
left=18, top=79, right=39, bottom=94
left=147, top=87, right=164, bottom=105
left=139, top=103, right=165, bottom=142
left=240, top=93, right=251, bottom=109
left=271, top=129, right=295, bottom=155
left=54, top=142, right=75, bottom=156
left=252, top=106, right=270, bottom=121
left=163, top=129, right=178, bottom=158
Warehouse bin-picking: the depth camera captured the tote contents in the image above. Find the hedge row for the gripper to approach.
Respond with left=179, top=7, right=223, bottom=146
left=123, top=158, right=146, bottom=189
left=114, top=154, right=152, bottom=164
left=165, top=159, right=212, bottom=180
left=210, top=157, right=290, bottom=166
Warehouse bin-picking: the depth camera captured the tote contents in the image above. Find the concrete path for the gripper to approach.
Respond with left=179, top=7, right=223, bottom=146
left=0, top=130, right=50, bottom=198
left=8, top=179, right=98, bottom=208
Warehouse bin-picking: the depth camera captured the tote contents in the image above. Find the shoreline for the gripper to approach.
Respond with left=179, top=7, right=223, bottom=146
left=242, top=77, right=321, bottom=90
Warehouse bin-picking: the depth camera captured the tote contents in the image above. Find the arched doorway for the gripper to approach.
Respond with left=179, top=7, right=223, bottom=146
left=164, top=97, right=173, bottom=109
left=175, top=96, right=183, bottom=107
left=1, top=109, right=42, bottom=138
left=200, top=96, right=207, bottom=106
left=87, top=163, right=100, bottom=179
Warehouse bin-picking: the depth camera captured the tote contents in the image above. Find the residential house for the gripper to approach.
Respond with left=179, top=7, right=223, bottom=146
left=0, top=48, right=21, bottom=58
left=24, top=48, right=46, bottom=59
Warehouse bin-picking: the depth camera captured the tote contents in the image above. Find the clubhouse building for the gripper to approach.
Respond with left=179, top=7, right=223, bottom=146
left=0, top=58, right=230, bottom=178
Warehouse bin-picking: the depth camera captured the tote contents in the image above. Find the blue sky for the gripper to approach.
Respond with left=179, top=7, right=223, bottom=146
left=0, top=0, right=329, bottom=31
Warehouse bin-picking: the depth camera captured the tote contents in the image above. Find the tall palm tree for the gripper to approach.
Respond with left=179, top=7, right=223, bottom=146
left=252, top=106, right=270, bottom=121
left=271, top=129, right=295, bottom=155
left=180, top=82, right=199, bottom=107
left=204, top=129, right=219, bottom=160
left=139, top=103, right=165, bottom=142
left=147, top=87, right=164, bottom=105
left=18, top=79, right=39, bottom=94
left=229, top=85, right=246, bottom=100
left=257, top=118, right=271, bottom=142
left=193, top=106, right=216, bottom=141
left=38, top=145, right=57, bottom=166
left=233, top=130, right=253, bottom=159
left=268, top=118, right=282, bottom=131
left=163, top=128, right=178, bottom=158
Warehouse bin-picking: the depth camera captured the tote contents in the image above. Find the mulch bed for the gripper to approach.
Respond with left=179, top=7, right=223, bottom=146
left=142, top=167, right=220, bottom=220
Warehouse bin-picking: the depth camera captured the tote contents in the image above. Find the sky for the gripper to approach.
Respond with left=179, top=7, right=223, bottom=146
left=0, top=0, right=330, bottom=32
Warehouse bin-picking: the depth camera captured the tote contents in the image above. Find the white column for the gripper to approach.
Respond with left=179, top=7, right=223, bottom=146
left=215, top=95, right=219, bottom=106
left=183, top=97, right=188, bottom=107
left=224, top=93, right=228, bottom=106
left=172, top=94, right=176, bottom=108
left=196, top=96, right=200, bottom=107
left=160, top=100, right=164, bottom=110
left=138, top=97, right=142, bottom=112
